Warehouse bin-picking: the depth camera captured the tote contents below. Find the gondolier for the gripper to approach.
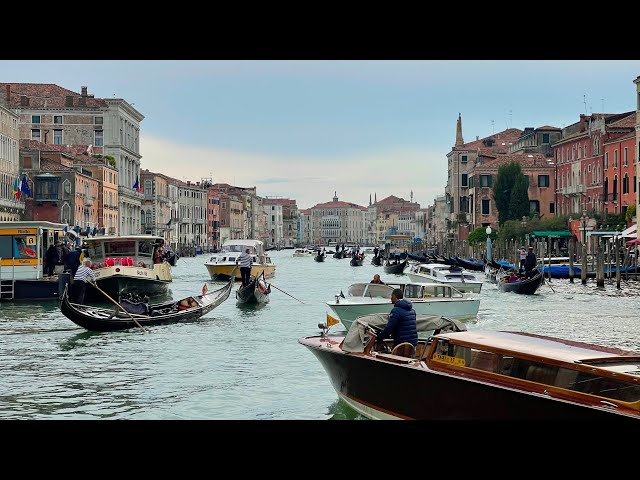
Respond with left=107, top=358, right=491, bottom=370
left=73, top=259, right=96, bottom=305
left=236, top=248, right=253, bottom=287
left=524, top=246, right=537, bottom=278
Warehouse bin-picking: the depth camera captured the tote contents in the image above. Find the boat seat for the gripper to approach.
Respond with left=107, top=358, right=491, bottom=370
left=391, top=342, right=416, bottom=358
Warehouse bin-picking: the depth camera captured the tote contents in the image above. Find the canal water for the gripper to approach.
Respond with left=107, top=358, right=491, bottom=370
left=1, top=250, right=640, bottom=420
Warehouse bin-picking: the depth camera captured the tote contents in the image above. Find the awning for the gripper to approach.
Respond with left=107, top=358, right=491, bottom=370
left=626, top=238, right=640, bottom=246
left=621, top=224, right=637, bottom=238
left=530, top=231, right=573, bottom=238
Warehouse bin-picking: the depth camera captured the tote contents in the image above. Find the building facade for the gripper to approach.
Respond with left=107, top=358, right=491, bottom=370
left=140, top=170, right=172, bottom=240
left=177, top=181, right=208, bottom=252
left=0, top=103, right=23, bottom=220
left=602, top=132, right=636, bottom=216
left=263, top=197, right=298, bottom=248
left=309, top=192, right=366, bottom=245
left=75, top=156, right=119, bottom=235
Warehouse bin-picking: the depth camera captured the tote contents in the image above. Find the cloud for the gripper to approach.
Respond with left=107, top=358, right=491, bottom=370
left=140, top=135, right=446, bottom=209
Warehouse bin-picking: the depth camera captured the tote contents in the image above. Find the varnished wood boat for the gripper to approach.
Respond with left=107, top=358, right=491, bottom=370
left=59, top=277, right=233, bottom=332
left=383, top=259, right=407, bottom=274
left=300, top=314, right=640, bottom=420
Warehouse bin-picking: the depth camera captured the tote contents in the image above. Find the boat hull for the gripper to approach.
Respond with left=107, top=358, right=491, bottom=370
left=328, top=299, right=480, bottom=331
left=205, top=263, right=276, bottom=280
left=8, top=277, right=69, bottom=301
left=497, top=271, right=545, bottom=294
left=300, top=336, right=637, bottom=421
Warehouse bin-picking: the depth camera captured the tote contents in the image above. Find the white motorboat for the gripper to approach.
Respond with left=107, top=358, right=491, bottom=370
left=204, top=239, right=276, bottom=280
left=405, top=263, right=482, bottom=294
left=326, top=281, right=480, bottom=330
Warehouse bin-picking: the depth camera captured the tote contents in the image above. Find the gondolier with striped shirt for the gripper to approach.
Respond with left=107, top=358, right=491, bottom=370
left=73, top=259, right=96, bottom=305
left=236, top=248, right=253, bottom=287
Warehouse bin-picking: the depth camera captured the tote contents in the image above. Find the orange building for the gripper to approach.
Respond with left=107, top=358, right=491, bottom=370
left=602, top=132, right=636, bottom=216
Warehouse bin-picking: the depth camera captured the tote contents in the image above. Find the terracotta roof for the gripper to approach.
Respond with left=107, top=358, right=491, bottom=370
left=313, top=200, right=366, bottom=210
left=19, top=139, right=89, bottom=157
left=478, top=152, right=554, bottom=169
left=608, top=112, right=636, bottom=129
left=374, top=195, right=405, bottom=205
left=38, top=157, right=75, bottom=172
left=455, top=128, right=523, bottom=152
left=603, top=131, right=637, bottom=144
left=263, top=198, right=296, bottom=206
left=536, top=125, right=561, bottom=130
left=299, top=208, right=312, bottom=215
left=0, top=83, right=108, bottom=109
left=140, top=168, right=181, bottom=184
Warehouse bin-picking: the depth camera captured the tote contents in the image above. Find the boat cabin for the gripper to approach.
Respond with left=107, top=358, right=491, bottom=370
left=344, top=282, right=463, bottom=300
left=84, top=235, right=166, bottom=269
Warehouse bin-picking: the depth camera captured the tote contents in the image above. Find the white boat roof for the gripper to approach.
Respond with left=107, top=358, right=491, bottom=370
left=84, top=235, right=165, bottom=242
left=349, top=281, right=459, bottom=289
left=222, top=239, right=264, bottom=247
left=0, top=221, right=67, bottom=230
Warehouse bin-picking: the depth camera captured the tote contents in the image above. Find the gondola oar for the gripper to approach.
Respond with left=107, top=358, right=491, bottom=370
left=268, top=283, right=306, bottom=304
left=88, top=281, right=149, bottom=333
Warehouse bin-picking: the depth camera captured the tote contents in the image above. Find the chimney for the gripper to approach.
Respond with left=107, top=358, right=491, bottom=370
left=476, top=136, right=479, bottom=141
left=81, top=86, right=88, bottom=97
left=20, top=95, right=29, bottom=106
left=65, top=96, right=74, bottom=107
left=5, top=85, right=10, bottom=103
left=78, top=96, right=86, bottom=106
left=579, top=114, right=585, bottom=132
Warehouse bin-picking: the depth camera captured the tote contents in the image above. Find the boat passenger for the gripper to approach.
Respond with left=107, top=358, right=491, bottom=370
left=376, top=288, right=418, bottom=350
left=370, top=274, right=385, bottom=285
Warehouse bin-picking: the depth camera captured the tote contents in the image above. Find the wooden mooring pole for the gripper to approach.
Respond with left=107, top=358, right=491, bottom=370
left=568, top=238, right=574, bottom=283
left=597, top=246, right=605, bottom=288
left=581, top=244, right=587, bottom=285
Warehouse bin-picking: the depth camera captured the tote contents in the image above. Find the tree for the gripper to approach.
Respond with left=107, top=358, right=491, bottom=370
left=493, top=162, right=529, bottom=225
left=468, top=226, right=496, bottom=245
left=509, top=174, right=530, bottom=221
left=625, top=204, right=636, bottom=223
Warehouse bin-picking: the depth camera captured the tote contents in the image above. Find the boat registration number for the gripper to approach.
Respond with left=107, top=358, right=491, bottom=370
left=432, top=354, right=465, bottom=366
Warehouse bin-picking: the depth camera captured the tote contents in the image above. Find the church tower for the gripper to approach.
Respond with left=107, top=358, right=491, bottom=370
left=333, top=191, right=338, bottom=202
left=455, top=112, right=464, bottom=146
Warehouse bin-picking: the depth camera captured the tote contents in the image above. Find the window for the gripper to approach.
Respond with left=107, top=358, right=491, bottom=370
left=144, top=179, right=152, bottom=195
left=542, top=133, right=550, bottom=144
left=53, top=115, right=63, bottom=124
left=94, top=116, right=103, bottom=125
left=468, top=176, right=474, bottom=188
left=94, top=130, right=103, bottom=146
left=550, top=203, right=555, bottom=214
left=35, top=178, right=59, bottom=200
left=23, top=156, right=32, bottom=168
left=635, top=176, right=637, bottom=194
left=461, top=155, right=468, bottom=163
left=614, top=150, right=618, bottom=168
left=481, top=199, right=490, bottom=215
left=461, top=173, right=468, bottom=187
left=480, top=175, right=492, bottom=187
left=53, top=129, right=62, bottom=145
left=538, top=175, right=549, bottom=187
left=624, top=147, right=628, bottom=166
left=605, top=152, right=609, bottom=169
left=623, top=174, right=629, bottom=195
left=141, top=210, right=146, bottom=224
left=146, top=211, right=152, bottom=225
left=31, top=115, right=40, bottom=124
left=31, top=129, right=40, bottom=140
left=529, top=200, right=540, bottom=213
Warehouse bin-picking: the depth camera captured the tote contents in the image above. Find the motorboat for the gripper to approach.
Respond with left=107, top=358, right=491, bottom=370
left=326, top=281, right=479, bottom=331
left=299, top=314, right=640, bottom=420
left=204, top=239, right=275, bottom=280
left=406, top=263, right=482, bottom=294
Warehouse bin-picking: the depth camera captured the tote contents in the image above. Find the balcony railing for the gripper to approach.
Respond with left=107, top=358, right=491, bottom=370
left=561, top=184, right=586, bottom=195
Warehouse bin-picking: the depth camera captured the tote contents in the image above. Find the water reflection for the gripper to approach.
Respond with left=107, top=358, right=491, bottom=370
left=327, top=398, right=366, bottom=420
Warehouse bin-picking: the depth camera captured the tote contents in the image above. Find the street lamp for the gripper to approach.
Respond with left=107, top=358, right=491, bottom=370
left=485, top=226, right=492, bottom=262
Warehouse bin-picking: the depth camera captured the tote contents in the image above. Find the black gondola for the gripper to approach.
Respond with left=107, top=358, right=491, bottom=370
left=350, top=255, right=364, bottom=266
left=407, top=252, right=427, bottom=262
left=383, top=259, right=407, bottom=274
left=371, top=254, right=382, bottom=266
left=314, top=252, right=325, bottom=262
left=333, top=250, right=344, bottom=259
left=236, top=271, right=271, bottom=304
left=497, top=269, right=545, bottom=295
left=59, top=277, right=234, bottom=332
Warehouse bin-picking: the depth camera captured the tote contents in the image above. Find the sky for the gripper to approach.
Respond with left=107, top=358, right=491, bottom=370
left=2, top=60, right=640, bottom=209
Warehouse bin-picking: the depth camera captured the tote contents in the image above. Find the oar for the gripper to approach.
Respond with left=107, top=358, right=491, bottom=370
left=88, top=281, right=149, bottom=333
left=269, top=283, right=307, bottom=304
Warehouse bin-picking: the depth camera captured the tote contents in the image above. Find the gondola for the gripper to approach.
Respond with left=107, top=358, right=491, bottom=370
left=350, top=255, right=364, bottom=266
left=383, top=259, right=407, bottom=274
left=497, top=269, right=545, bottom=295
left=333, top=250, right=344, bottom=259
left=407, top=252, right=427, bottom=262
left=314, top=252, right=326, bottom=262
left=165, top=250, right=178, bottom=267
left=371, top=254, right=382, bottom=266
left=59, top=277, right=234, bottom=332
left=236, top=271, right=271, bottom=304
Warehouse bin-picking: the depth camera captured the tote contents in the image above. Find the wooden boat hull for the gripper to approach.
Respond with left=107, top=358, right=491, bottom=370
left=299, top=335, right=637, bottom=421
left=498, top=270, right=545, bottom=294
left=60, top=279, right=233, bottom=332
left=371, top=255, right=382, bottom=266
left=236, top=273, right=271, bottom=304
left=314, top=255, right=325, bottom=262
left=383, top=259, right=407, bottom=274
left=350, top=257, right=363, bottom=266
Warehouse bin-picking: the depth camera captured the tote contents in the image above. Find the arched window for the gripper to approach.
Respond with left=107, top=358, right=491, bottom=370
left=144, top=179, right=152, bottom=195
left=141, top=210, right=146, bottom=224
left=623, top=173, right=629, bottom=195
left=146, top=211, right=152, bottom=225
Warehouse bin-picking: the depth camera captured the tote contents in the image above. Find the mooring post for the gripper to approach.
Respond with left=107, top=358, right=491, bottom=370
left=568, top=238, right=574, bottom=283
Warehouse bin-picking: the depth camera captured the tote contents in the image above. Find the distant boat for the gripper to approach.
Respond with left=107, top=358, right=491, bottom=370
left=406, top=263, right=482, bottom=294
left=204, top=239, right=276, bottom=280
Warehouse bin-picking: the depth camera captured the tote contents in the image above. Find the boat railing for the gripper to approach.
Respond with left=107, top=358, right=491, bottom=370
left=0, top=257, right=16, bottom=300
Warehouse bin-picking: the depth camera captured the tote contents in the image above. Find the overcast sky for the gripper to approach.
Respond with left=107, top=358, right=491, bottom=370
left=3, top=60, right=639, bottom=209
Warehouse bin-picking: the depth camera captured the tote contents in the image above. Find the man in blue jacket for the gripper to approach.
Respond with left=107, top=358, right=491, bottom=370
left=377, top=288, right=418, bottom=349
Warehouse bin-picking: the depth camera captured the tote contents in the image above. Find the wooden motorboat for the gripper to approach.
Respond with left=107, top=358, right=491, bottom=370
left=236, top=271, right=271, bottom=304
left=59, top=277, right=233, bottom=332
left=300, top=314, right=640, bottom=420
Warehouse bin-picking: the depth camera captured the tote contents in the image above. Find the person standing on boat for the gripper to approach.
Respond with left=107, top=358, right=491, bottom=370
left=376, top=288, right=417, bottom=350
left=373, top=246, right=379, bottom=258
left=66, top=247, right=82, bottom=277
left=236, top=248, right=253, bottom=287
left=524, top=246, right=537, bottom=278
left=519, top=248, right=527, bottom=273
left=45, top=243, right=58, bottom=277
left=72, top=259, right=96, bottom=305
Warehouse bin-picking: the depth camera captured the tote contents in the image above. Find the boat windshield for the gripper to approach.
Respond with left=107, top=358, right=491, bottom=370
left=104, top=241, right=135, bottom=257
left=222, top=245, right=256, bottom=254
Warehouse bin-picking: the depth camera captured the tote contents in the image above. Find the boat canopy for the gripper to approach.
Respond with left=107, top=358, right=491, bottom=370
left=341, top=313, right=467, bottom=353
left=530, top=231, right=572, bottom=238
left=220, top=239, right=264, bottom=255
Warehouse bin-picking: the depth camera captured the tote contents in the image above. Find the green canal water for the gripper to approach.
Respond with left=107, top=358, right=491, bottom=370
left=1, top=250, right=640, bottom=419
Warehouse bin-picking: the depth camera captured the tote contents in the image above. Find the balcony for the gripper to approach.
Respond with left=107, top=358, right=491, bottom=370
left=561, top=184, right=586, bottom=196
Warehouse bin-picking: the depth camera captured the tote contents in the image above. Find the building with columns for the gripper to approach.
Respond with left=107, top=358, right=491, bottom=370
left=0, top=104, right=23, bottom=220
left=177, top=180, right=208, bottom=253
left=309, top=192, right=366, bottom=245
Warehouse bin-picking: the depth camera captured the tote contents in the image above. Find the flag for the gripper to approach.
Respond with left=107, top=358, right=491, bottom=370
left=326, top=313, right=340, bottom=328
left=20, top=175, right=32, bottom=198
left=133, top=176, right=140, bottom=192
left=202, top=283, right=209, bottom=295
left=12, top=176, right=21, bottom=200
